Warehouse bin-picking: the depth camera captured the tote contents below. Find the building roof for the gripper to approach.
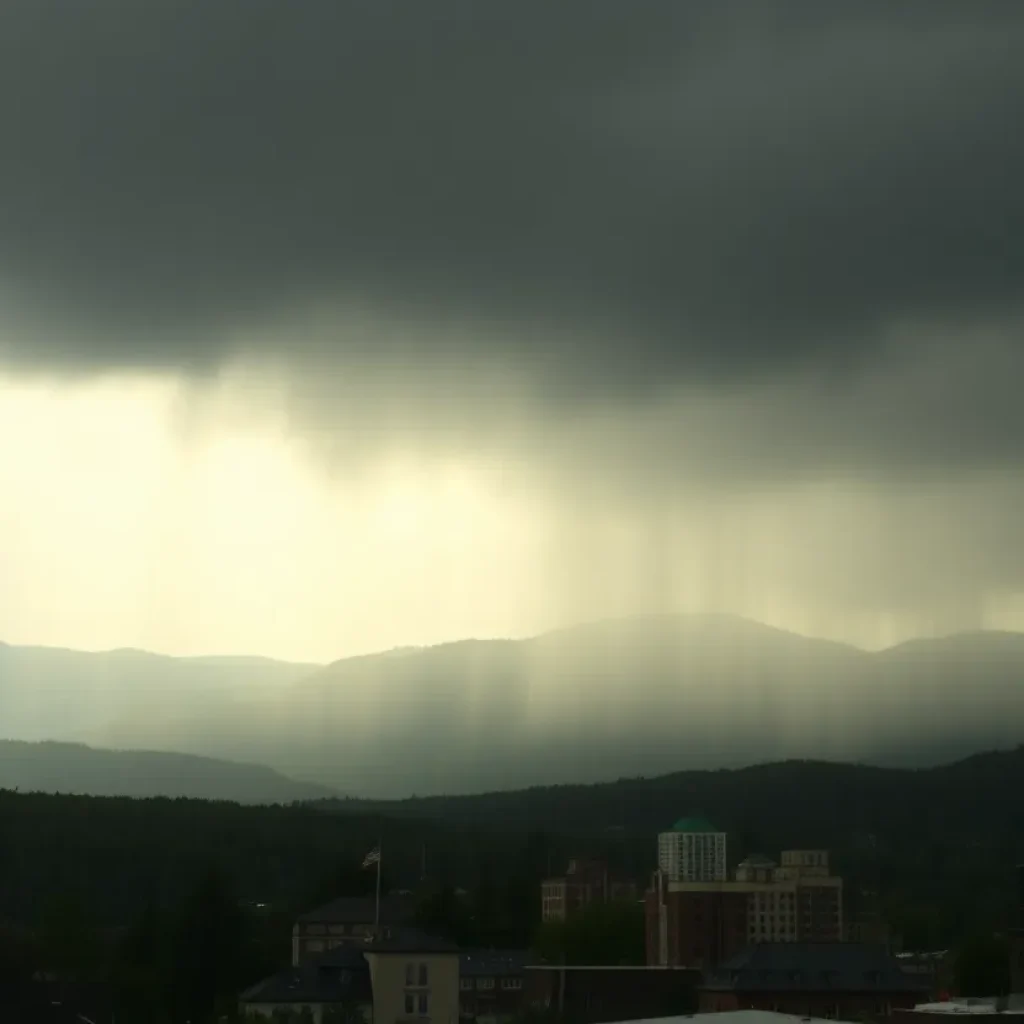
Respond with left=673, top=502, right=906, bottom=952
left=362, top=927, right=459, bottom=954
left=525, top=964, right=700, bottom=973
left=240, top=962, right=372, bottom=1007
left=703, top=943, right=931, bottom=994
left=610, top=1012, right=856, bottom=1024
left=905, top=1000, right=1024, bottom=1015
left=669, top=816, right=719, bottom=833
left=296, top=894, right=416, bottom=925
left=460, top=950, right=529, bottom=977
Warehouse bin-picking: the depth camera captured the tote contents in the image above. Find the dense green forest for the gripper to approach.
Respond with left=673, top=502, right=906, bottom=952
left=1, top=747, right=1022, bottom=1021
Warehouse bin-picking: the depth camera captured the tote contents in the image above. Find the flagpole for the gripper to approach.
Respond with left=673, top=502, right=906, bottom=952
left=375, top=838, right=382, bottom=933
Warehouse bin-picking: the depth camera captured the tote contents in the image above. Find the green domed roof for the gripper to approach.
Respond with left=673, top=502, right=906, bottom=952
left=670, top=815, right=719, bottom=833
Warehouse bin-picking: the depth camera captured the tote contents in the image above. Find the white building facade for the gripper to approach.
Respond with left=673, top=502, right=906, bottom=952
left=657, top=817, right=727, bottom=882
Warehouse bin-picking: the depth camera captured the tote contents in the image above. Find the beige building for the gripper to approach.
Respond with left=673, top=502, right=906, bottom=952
left=739, top=851, right=843, bottom=944
left=365, top=935, right=460, bottom=1024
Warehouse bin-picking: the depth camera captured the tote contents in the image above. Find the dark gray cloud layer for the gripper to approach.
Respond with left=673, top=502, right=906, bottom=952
left=2, top=0, right=1023, bottom=392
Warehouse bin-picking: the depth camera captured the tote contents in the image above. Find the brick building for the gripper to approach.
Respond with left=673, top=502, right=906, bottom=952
left=541, top=859, right=637, bottom=923
left=699, top=942, right=930, bottom=1019
left=646, top=845, right=844, bottom=968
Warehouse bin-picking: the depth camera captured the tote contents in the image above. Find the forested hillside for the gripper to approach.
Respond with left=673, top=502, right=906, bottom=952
left=2, top=746, right=1021, bottom=952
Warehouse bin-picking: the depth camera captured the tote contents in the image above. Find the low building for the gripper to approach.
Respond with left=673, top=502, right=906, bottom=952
left=242, top=928, right=460, bottom=1024
left=292, top=895, right=417, bottom=965
left=523, top=964, right=700, bottom=1024
left=894, top=952, right=951, bottom=1001
left=364, top=931, right=461, bottom=1024
left=239, top=945, right=373, bottom=1023
left=541, top=859, right=637, bottom=923
left=459, top=950, right=527, bottom=1023
left=700, top=942, right=931, bottom=1019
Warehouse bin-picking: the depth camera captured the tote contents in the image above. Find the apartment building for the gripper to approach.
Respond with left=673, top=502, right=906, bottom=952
left=645, top=839, right=844, bottom=968
left=540, top=859, right=637, bottom=923
left=658, top=817, right=728, bottom=883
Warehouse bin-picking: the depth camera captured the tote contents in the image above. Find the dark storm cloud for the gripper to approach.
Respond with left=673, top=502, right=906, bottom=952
left=1, top=0, right=1023, bottom=391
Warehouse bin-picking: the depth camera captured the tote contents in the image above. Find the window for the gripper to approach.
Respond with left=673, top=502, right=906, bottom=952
left=406, top=963, right=416, bottom=986
left=501, top=978, right=522, bottom=990
left=460, top=979, right=473, bottom=991
left=405, top=994, right=415, bottom=1015
left=478, top=977, right=495, bottom=990
left=418, top=963, right=429, bottom=987
left=418, top=994, right=429, bottom=1015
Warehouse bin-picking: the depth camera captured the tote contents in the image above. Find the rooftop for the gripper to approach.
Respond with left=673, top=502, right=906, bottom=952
left=362, top=927, right=458, bottom=954
left=239, top=963, right=372, bottom=1006
left=460, top=950, right=529, bottom=977
left=609, top=1011, right=857, bottom=1024
left=703, top=942, right=931, bottom=994
left=901, top=996, right=1024, bottom=1016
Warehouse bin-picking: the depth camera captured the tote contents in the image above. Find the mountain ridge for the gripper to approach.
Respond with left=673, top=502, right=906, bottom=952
left=0, top=739, right=339, bottom=803
left=3, top=614, right=1024, bottom=798
left=8, top=612, right=1024, bottom=666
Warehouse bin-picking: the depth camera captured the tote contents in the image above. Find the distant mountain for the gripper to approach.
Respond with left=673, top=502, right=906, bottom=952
left=0, top=740, right=338, bottom=803
left=0, top=642, right=317, bottom=742
left=4, top=615, right=1024, bottom=799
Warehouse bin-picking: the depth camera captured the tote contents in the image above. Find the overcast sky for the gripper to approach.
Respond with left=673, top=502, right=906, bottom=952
left=2, top=0, right=1024, bottom=662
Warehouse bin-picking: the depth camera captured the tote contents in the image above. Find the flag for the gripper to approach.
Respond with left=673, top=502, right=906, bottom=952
left=362, top=846, right=381, bottom=869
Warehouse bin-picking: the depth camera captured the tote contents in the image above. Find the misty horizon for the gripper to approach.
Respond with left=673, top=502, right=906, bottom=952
left=7, top=610, right=1024, bottom=667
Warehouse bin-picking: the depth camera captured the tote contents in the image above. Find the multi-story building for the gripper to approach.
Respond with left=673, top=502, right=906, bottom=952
left=645, top=838, right=844, bottom=968
left=540, top=859, right=637, bottom=923
left=658, top=817, right=728, bottom=883
left=365, top=933, right=460, bottom=1024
